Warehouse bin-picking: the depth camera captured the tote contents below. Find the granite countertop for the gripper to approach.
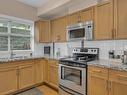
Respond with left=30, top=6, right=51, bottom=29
left=87, top=60, right=127, bottom=72
left=0, top=56, right=45, bottom=63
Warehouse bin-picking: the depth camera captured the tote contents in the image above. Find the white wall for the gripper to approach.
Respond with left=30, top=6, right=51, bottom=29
left=0, top=0, right=38, bottom=21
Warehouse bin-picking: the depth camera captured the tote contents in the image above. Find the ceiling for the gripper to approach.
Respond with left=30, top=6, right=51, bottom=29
left=17, top=0, right=49, bottom=8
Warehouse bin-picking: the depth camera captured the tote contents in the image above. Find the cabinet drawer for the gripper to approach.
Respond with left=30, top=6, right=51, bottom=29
left=109, top=70, right=127, bottom=84
left=88, top=66, right=108, bottom=79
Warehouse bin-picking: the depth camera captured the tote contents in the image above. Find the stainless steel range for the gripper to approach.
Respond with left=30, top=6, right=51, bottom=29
left=59, top=48, right=99, bottom=95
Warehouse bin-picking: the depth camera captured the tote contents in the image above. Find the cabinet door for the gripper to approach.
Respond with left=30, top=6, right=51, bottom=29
left=81, top=7, right=94, bottom=22
left=48, top=60, right=58, bottom=88
left=35, top=21, right=50, bottom=43
left=109, top=69, right=127, bottom=95
left=68, top=12, right=80, bottom=25
left=88, top=75, right=108, bottom=95
left=43, top=60, right=49, bottom=83
left=51, top=16, right=67, bottom=42
left=0, top=67, right=17, bottom=94
left=94, top=1, right=113, bottom=40
left=110, top=82, right=127, bottom=95
left=88, top=66, right=108, bottom=95
left=19, top=63, right=35, bottom=89
left=114, top=0, right=127, bottom=39
left=35, top=59, right=45, bottom=84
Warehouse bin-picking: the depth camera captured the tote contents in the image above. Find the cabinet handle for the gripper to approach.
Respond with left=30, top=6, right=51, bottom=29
left=114, top=29, right=117, bottom=38
left=109, top=81, right=111, bottom=91
left=112, top=29, right=114, bottom=39
left=92, top=70, right=102, bottom=73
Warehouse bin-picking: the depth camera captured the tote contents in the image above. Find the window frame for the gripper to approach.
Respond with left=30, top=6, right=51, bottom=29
left=0, top=18, right=34, bottom=53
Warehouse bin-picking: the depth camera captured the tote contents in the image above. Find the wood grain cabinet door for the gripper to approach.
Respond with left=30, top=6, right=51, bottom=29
left=0, top=67, right=18, bottom=95
left=51, top=16, right=67, bottom=42
left=109, top=82, right=127, bottom=95
left=88, top=74, right=109, bottom=95
left=48, top=60, right=59, bottom=88
left=35, top=59, right=45, bottom=84
left=109, top=70, right=127, bottom=95
left=35, top=21, right=50, bottom=43
left=94, top=1, right=113, bottom=40
left=80, top=7, right=94, bottom=22
left=68, top=12, right=80, bottom=25
left=88, top=66, right=109, bottom=95
left=114, top=0, right=127, bottom=39
left=19, top=63, right=35, bottom=89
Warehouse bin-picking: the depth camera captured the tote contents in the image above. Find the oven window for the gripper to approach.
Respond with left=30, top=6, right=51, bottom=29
left=61, top=66, right=82, bottom=85
left=69, top=28, right=85, bottom=39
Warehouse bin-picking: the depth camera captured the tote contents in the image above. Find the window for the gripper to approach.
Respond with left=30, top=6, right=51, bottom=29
left=0, top=19, right=33, bottom=51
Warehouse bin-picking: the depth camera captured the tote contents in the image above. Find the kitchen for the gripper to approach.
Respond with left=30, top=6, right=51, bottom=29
left=0, top=0, right=127, bottom=95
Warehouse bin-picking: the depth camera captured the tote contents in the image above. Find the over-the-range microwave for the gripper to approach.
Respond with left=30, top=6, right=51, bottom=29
left=67, top=21, right=93, bottom=41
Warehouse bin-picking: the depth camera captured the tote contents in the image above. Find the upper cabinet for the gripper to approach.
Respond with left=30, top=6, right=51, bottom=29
left=51, top=16, right=67, bottom=42
left=94, top=0, right=127, bottom=40
left=35, top=21, right=50, bottom=43
left=68, top=7, right=94, bottom=25
left=94, top=1, right=113, bottom=40
left=68, top=12, right=81, bottom=25
left=80, top=7, right=94, bottom=22
left=114, top=0, right=127, bottom=39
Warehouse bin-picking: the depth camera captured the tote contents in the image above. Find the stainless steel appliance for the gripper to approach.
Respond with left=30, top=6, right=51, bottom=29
left=67, top=21, right=93, bottom=41
left=59, top=48, right=99, bottom=95
left=43, top=43, right=55, bottom=58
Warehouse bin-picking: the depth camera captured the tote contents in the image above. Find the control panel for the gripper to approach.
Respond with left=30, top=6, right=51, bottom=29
left=73, top=48, right=99, bottom=54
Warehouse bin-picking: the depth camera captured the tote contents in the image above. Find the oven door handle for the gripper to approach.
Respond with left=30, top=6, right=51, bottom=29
left=59, top=86, right=74, bottom=95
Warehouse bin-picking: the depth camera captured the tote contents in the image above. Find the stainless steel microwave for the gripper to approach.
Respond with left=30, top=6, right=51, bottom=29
left=67, top=21, right=93, bottom=41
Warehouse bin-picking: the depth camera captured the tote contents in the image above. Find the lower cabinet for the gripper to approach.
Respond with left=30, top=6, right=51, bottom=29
left=88, top=66, right=108, bottom=95
left=46, top=60, right=59, bottom=89
left=109, top=70, right=127, bottom=95
left=0, top=67, right=18, bottom=95
left=35, top=59, right=45, bottom=84
left=88, top=65, right=127, bottom=95
left=19, top=63, right=35, bottom=89
left=0, top=59, right=59, bottom=94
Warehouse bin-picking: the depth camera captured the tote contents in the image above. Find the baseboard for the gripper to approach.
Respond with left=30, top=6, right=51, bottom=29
left=44, top=82, right=59, bottom=92
left=7, top=82, right=44, bottom=95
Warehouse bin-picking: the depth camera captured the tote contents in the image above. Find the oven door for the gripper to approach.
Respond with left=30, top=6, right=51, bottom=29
left=59, top=64, right=86, bottom=95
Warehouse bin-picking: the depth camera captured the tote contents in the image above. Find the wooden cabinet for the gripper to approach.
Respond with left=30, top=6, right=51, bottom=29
left=0, top=67, right=17, bottom=95
left=19, top=62, right=35, bottom=89
left=48, top=60, right=58, bottom=88
left=51, top=16, right=67, bottom=42
left=114, top=0, right=127, bottom=39
left=88, top=66, right=108, bottom=95
left=43, top=59, right=49, bottom=83
left=80, top=7, right=94, bottom=22
left=44, top=60, right=59, bottom=89
left=94, top=1, right=113, bottom=40
left=35, top=21, right=50, bottom=43
left=109, top=70, right=127, bottom=95
left=68, top=12, right=81, bottom=25
left=35, top=59, right=45, bottom=84
left=88, top=65, right=127, bottom=95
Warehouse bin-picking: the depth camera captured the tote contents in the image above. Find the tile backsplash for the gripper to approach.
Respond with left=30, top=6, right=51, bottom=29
left=53, top=40, right=127, bottom=60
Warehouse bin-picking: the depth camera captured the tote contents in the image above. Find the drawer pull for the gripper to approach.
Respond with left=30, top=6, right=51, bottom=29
left=92, top=70, right=102, bottom=73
